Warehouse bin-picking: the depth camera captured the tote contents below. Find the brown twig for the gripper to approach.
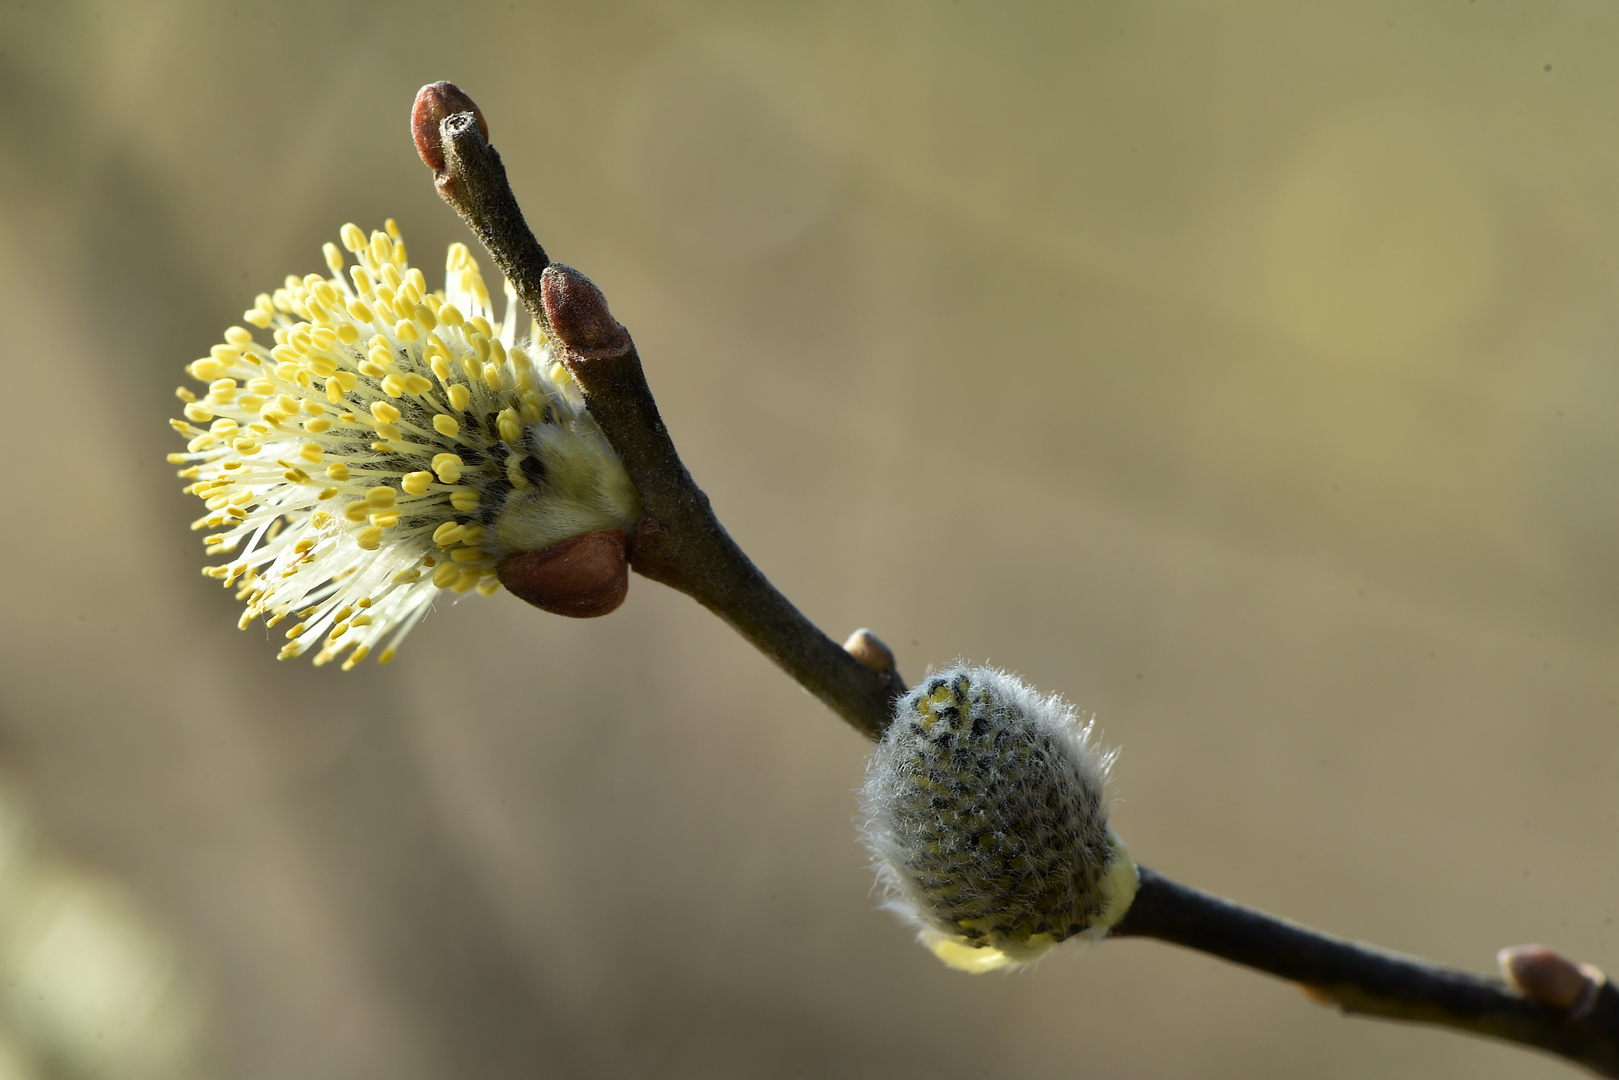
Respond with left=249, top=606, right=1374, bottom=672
left=411, top=81, right=1619, bottom=1076
left=413, top=83, right=903, bottom=740
left=1111, top=867, right=1619, bottom=1077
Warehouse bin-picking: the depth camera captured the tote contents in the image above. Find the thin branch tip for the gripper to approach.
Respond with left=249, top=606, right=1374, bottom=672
left=412, top=81, right=487, bottom=175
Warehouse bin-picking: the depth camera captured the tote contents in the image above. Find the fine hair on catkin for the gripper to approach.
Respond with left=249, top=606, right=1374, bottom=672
left=860, top=664, right=1135, bottom=972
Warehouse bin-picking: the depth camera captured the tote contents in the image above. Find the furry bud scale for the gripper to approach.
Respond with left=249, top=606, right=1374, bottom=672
left=861, top=665, right=1137, bottom=972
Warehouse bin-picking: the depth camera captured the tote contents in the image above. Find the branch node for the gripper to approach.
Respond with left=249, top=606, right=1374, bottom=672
left=541, top=264, right=633, bottom=360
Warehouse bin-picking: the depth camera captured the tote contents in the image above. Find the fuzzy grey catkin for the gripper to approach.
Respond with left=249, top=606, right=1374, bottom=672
left=860, top=665, right=1137, bottom=972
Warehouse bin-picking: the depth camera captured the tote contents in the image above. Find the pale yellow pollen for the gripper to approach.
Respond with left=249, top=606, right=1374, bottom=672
left=370, top=401, right=402, bottom=424
left=450, top=489, right=480, bottom=511
left=326, top=463, right=350, bottom=481
left=432, top=522, right=466, bottom=546
left=343, top=501, right=370, bottom=523
left=232, top=438, right=260, bottom=455
left=447, top=384, right=471, bottom=411
left=431, top=562, right=460, bottom=588
left=401, top=471, right=434, bottom=496
left=298, top=442, right=323, bottom=463
left=496, top=408, right=522, bottom=445
left=430, top=454, right=464, bottom=484
left=364, top=486, right=397, bottom=508
left=380, top=375, right=406, bottom=398
left=341, top=223, right=366, bottom=252
left=355, top=526, right=383, bottom=551
left=433, top=414, right=460, bottom=437
left=450, top=547, right=486, bottom=564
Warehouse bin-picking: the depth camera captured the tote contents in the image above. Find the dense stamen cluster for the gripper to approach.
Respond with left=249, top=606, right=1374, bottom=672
left=169, top=222, right=640, bottom=668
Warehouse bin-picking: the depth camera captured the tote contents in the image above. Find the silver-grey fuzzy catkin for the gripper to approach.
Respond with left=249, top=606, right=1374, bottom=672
left=860, top=665, right=1137, bottom=972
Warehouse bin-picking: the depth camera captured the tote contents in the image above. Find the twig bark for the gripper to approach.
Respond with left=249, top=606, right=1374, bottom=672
left=411, top=81, right=1619, bottom=1076
left=414, top=82, right=903, bottom=740
left=1111, top=867, right=1619, bottom=1077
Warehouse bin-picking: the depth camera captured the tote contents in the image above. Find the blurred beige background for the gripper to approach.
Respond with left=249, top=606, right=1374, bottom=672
left=1, top=1, right=1617, bottom=1077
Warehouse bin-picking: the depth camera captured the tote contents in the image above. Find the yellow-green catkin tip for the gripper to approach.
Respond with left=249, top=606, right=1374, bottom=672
left=860, top=665, right=1137, bottom=973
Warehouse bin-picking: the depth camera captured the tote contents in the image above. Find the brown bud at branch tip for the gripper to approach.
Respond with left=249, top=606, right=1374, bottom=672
left=843, top=628, right=897, bottom=674
left=541, top=264, right=632, bottom=359
left=412, top=81, right=488, bottom=174
left=497, top=530, right=629, bottom=618
left=1498, top=944, right=1607, bottom=1019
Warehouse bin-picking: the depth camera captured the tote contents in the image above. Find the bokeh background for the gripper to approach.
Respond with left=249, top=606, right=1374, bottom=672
left=1, top=1, right=1617, bottom=1077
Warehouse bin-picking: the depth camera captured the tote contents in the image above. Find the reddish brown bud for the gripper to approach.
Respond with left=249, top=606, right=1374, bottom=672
left=1498, top=944, right=1607, bottom=1019
left=412, top=82, right=488, bottom=174
left=541, top=264, right=632, bottom=359
left=843, top=628, right=897, bottom=674
left=497, top=529, right=629, bottom=618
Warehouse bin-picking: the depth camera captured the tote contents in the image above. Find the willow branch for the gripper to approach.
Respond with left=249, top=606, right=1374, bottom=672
left=1112, top=867, right=1619, bottom=1076
left=411, top=82, right=1618, bottom=1076
left=413, top=82, right=902, bottom=739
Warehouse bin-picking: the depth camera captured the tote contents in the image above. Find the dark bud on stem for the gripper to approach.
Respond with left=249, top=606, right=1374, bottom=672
left=541, top=264, right=632, bottom=360
left=498, top=529, right=630, bottom=618
left=412, top=82, right=488, bottom=174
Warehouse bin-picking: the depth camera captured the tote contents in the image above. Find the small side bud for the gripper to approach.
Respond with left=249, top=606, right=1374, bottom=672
left=843, top=628, right=896, bottom=674
left=1498, top=944, right=1607, bottom=1019
left=412, top=81, right=488, bottom=174
left=541, top=264, right=632, bottom=360
left=498, top=529, right=629, bottom=618
left=861, top=665, right=1136, bottom=973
